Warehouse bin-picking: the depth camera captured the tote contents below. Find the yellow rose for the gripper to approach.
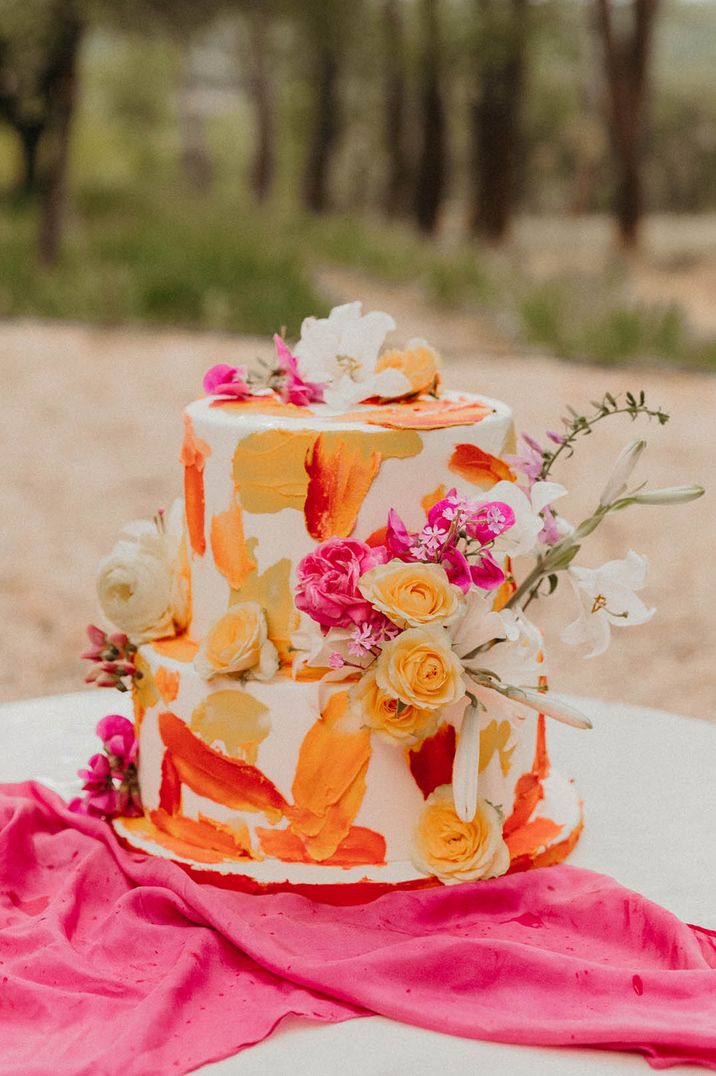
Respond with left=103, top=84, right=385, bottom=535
left=359, top=560, right=463, bottom=629
left=350, top=669, right=438, bottom=744
left=194, top=602, right=278, bottom=682
left=375, top=625, right=464, bottom=711
left=412, top=784, right=510, bottom=883
left=375, top=338, right=441, bottom=399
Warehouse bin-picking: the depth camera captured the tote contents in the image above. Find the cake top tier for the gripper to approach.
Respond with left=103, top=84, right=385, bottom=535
left=185, top=389, right=512, bottom=437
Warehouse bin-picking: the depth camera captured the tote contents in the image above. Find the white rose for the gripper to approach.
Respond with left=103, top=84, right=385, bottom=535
left=97, top=511, right=189, bottom=643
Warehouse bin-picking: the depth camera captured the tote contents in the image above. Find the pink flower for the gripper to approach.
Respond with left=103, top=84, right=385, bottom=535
left=469, top=551, right=505, bottom=590
left=465, top=501, right=515, bottom=544
left=71, top=753, right=120, bottom=818
left=295, top=538, right=388, bottom=630
left=505, top=434, right=543, bottom=485
left=202, top=363, right=252, bottom=399
left=273, top=335, right=325, bottom=406
left=97, top=714, right=137, bottom=770
left=539, top=504, right=561, bottom=546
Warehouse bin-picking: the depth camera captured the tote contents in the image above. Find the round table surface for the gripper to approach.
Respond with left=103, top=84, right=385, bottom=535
left=1, top=690, right=714, bottom=1075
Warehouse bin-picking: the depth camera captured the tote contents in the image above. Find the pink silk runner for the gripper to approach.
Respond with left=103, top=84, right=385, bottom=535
left=1, top=782, right=715, bottom=1075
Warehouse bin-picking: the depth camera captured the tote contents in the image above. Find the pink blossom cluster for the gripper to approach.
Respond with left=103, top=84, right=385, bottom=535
left=69, top=715, right=142, bottom=820
left=505, top=431, right=565, bottom=546
left=81, top=624, right=139, bottom=692
left=385, top=491, right=514, bottom=593
left=202, top=336, right=325, bottom=408
left=295, top=490, right=516, bottom=657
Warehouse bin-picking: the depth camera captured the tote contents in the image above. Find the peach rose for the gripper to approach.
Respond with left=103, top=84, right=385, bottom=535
left=358, top=560, right=463, bottom=629
left=194, top=602, right=278, bottom=682
left=412, top=784, right=510, bottom=883
left=375, top=338, right=441, bottom=399
left=350, top=669, right=438, bottom=744
left=375, top=625, right=464, bottom=711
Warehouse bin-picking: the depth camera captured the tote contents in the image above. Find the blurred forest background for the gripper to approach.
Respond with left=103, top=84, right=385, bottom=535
left=1, top=0, right=715, bottom=367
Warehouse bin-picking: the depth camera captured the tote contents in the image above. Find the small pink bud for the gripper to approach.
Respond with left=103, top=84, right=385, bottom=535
left=328, top=652, right=346, bottom=669
left=85, top=666, right=100, bottom=683
left=96, top=673, right=117, bottom=687
left=86, top=624, right=107, bottom=647
left=80, top=647, right=104, bottom=661
left=108, top=631, right=129, bottom=649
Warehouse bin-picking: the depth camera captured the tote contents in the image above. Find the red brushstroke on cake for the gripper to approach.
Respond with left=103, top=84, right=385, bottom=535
left=180, top=412, right=211, bottom=556
left=158, top=710, right=287, bottom=823
left=408, top=723, right=456, bottom=799
left=449, top=443, right=515, bottom=486
left=158, top=751, right=182, bottom=814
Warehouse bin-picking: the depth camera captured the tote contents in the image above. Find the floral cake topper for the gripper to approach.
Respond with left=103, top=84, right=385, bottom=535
left=201, top=302, right=441, bottom=410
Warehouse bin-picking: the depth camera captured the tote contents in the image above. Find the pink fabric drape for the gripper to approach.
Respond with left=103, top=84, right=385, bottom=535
left=1, top=782, right=714, bottom=1075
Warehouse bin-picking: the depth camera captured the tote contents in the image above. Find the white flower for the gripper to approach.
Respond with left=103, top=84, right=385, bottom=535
left=561, top=550, right=655, bottom=658
left=472, top=480, right=567, bottom=559
left=599, top=439, right=646, bottom=506
left=293, top=301, right=410, bottom=409
left=97, top=503, right=189, bottom=643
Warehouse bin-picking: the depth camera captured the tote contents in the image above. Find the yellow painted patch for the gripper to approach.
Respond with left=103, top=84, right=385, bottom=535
left=214, top=399, right=315, bottom=418
left=210, top=498, right=257, bottom=590
left=479, top=719, right=516, bottom=777
left=232, top=429, right=316, bottom=514
left=421, top=484, right=447, bottom=515
left=191, top=689, right=270, bottom=765
left=229, top=551, right=299, bottom=664
left=132, top=652, right=159, bottom=727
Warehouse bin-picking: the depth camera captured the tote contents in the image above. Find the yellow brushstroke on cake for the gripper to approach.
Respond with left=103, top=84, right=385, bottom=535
left=132, top=652, right=159, bottom=728
left=421, top=484, right=447, bottom=515
left=229, top=548, right=299, bottom=663
left=190, top=689, right=270, bottom=765
left=479, top=719, right=516, bottom=776
left=210, top=498, right=257, bottom=590
left=232, top=429, right=316, bottom=514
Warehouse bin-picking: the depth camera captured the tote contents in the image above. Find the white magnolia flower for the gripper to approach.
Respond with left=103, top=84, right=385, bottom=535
left=293, top=301, right=410, bottom=409
left=472, top=479, right=567, bottom=558
left=561, top=550, right=655, bottom=658
left=97, top=501, right=189, bottom=643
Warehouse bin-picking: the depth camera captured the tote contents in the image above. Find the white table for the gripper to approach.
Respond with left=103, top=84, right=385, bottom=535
left=1, top=691, right=714, bottom=1076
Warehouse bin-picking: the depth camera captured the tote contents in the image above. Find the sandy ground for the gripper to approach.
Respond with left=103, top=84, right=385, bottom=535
left=2, top=277, right=715, bottom=723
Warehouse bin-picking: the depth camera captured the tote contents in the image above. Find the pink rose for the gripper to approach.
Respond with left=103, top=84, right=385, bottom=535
left=296, top=538, right=387, bottom=630
left=202, top=363, right=252, bottom=399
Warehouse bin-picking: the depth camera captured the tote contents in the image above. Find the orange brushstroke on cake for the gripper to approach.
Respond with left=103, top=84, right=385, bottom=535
left=341, top=397, right=492, bottom=430
left=304, top=435, right=382, bottom=540
left=155, top=666, right=180, bottom=704
left=504, top=816, right=563, bottom=859
left=503, top=713, right=549, bottom=837
left=121, top=811, right=256, bottom=864
left=158, top=710, right=287, bottom=822
left=287, top=690, right=373, bottom=861
left=492, top=557, right=516, bottom=612
left=180, top=412, right=211, bottom=556
left=408, top=723, right=456, bottom=799
left=449, top=443, right=515, bottom=487
left=210, top=498, right=257, bottom=590
left=257, top=825, right=386, bottom=867
left=151, top=635, right=199, bottom=662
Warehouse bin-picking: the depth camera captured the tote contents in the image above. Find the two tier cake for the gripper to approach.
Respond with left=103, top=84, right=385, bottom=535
left=87, top=303, right=584, bottom=896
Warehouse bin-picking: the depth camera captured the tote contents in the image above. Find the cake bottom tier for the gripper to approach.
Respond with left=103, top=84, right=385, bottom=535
left=116, top=642, right=583, bottom=892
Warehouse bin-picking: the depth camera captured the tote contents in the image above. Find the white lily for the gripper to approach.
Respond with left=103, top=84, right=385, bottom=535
left=499, top=687, right=592, bottom=729
left=599, top=439, right=646, bottom=507
left=628, top=484, right=704, bottom=506
left=561, top=550, right=655, bottom=658
left=293, top=301, right=410, bottom=409
left=452, top=699, right=481, bottom=822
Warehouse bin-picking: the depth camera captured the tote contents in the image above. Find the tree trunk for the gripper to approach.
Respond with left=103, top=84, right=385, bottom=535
left=17, top=123, right=44, bottom=196
left=413, top=0, right=446, bottom=234
left=248, top=0, right=274, bottom=202
left=382, top=0, right=408, bottom=217
left=468, top=0, right=527, bottom=243
left=593, top=0, right=660, bottom=249
left=302, top=44, right=340, bottom=214
left=37, top=11, right=83, bottom=267
left=177, top=39, right=213, bottom=195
